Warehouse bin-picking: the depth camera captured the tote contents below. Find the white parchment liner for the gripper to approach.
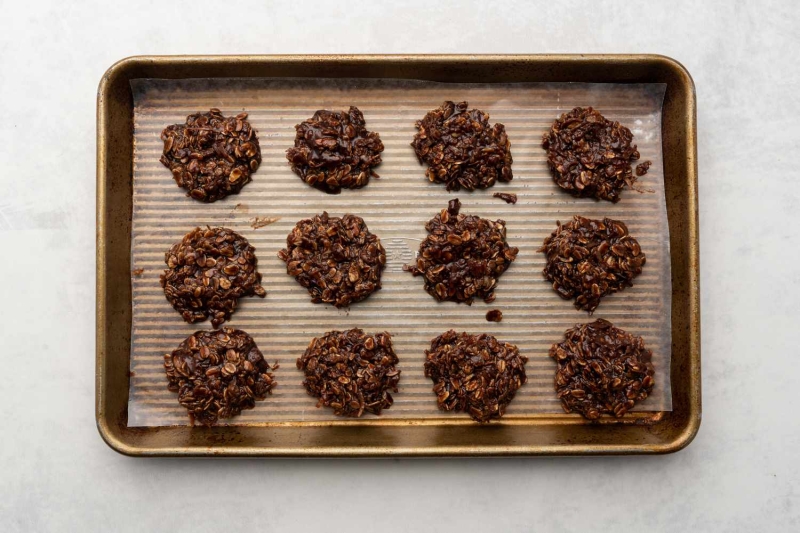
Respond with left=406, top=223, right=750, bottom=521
left=128, top=78, right=670, bottom=427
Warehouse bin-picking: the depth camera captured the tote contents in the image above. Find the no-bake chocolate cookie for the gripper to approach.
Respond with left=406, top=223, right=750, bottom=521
left=540, top=216, right=645, bottom=312
left=286, top=107, right=384, bottom=193
left=161, top=227, right=266, bottom=327
left=278, top=213, right=386, bottom=307
left=297, top=329, right=400, bottom=417
left=424, top=330, right=527, bottom=423
left=404, top=199, right=518, bottom=304
left=411, top=101, right=512, bottom=191
left=550, top=319, right=655, bottom=420
left=164, top=328, right=276, bottom=425
left=160, top=109, right=261, bottom=202
left=542, top=106, right=646, bottom=202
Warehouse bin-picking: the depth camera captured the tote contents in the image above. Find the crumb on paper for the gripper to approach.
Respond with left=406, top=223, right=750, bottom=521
left=131, top=268, right=144, bottom=276
left=486, top=309, right=503, bottom=322
left=492, top=192, right=517, bottom=204
left=250, top=216, right=280, bottom=229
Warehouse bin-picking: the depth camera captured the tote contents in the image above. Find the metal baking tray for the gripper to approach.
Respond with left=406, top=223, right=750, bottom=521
left=96, top=54, right=700, bottom=456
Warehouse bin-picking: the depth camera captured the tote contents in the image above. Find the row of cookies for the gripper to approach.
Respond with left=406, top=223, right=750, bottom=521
left=159, top=103, right=650, bottom=201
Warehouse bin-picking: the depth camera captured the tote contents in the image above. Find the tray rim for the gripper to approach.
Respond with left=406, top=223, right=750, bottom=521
left=97, top=54, right=700, bottom=457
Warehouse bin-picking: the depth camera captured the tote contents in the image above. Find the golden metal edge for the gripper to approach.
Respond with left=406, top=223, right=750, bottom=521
left=667, top=53, right=701, bottom=454
left=96, top=65, right=111, bottom=453
left=96, top=54, right=700, bottom=457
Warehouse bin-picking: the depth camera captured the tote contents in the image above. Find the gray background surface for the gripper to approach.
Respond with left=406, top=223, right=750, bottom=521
left=1, top=1, right=798, bottom=531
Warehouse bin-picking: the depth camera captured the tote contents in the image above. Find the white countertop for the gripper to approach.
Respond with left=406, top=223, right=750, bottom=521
left=1, top=1, right=798, bottom=531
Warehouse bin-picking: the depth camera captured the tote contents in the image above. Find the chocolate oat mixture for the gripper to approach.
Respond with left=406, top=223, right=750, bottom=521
left=424, top=330, right=527, bottom=423
left=278, top=213, right=386, bottom=307
left=286, top=107, right=384, bottom=193
left=540, top=216, right=645, bottom=312
left=411, top=101, right=513, bottom=191
left=485, top=309, right=503, bottom=322
left=164, top=328, right=277, bottom=426
left=550, top=319, right=655, bottom=420
left=161, top=227, right=266, bottom=327
left=404, top=199, right=518, bottom=304
left=160, top=109, right=261, bottom=202
left=493, top=192, right=517, bottom=204
left=542, top=106, right=647, bottom=202
left=297, top=329, right=401, bottom=417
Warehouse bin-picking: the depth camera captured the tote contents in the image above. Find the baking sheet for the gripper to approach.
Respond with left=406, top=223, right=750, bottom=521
left=128, top=78, right=670, bottom=427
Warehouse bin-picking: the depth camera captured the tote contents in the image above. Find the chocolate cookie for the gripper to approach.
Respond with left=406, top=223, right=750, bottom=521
left=411, top=101, right=512, bottom=191
left=286, top=107, right=384, bottom=193
left=160, top=109, right=261, bottom=202
left=404, top=199, right=518, bottom=304
left=161, top=227, right=266, bottom=327
left=278, top=213, right=386, bottom=307
left=297, top=329, right=400, bottom=417
left=542, top=106, right=645, bottom=202
left=540, top=216, right=645, bottom=312
left=550, top=319, right=655, bottom=420
left=424, top=330, right=527, bottom=423
left=164, top=328, right=277, bottom=425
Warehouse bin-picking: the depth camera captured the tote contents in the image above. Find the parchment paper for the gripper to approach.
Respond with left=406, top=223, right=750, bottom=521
left=128, top=78, right=670, bottom=427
